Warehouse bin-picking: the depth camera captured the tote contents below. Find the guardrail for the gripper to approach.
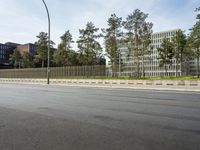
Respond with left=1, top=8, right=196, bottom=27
left=0, top=78, right=200, bottom=90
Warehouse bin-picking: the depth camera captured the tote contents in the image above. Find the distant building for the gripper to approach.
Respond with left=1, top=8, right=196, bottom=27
left=0, top=42, right=37, bottom=69
left=118, top=29, right=190, bottom=77
left=0, top=43, right=16, bottom=68
left=189, top=59, right=200, bottom=76
left=17, top=43, right=37, bottom=56
left=146, top=29, right=182, bottom=77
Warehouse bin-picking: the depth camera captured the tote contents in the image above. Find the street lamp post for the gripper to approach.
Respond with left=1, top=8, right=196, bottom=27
left=42, top=0, right=51, bottom=84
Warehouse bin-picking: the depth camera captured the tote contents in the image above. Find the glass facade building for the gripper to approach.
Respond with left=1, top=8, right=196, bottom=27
left=0, top=43, right=15, bottom=65
left=118, top=29, right=186, bottom=77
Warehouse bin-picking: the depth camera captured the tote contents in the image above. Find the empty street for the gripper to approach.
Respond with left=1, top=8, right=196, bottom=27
left=0, top=83, right=200, bottom=150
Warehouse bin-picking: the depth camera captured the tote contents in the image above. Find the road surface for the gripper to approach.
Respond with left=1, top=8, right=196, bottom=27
left=0, top=83, right=200, bottom=150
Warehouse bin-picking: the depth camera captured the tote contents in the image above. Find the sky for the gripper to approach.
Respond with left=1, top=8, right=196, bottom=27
left=0, top=0, right=199, bottom=50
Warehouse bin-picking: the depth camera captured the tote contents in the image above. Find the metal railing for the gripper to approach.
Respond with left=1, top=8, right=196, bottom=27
left=0, top=65, right=106, bottom=79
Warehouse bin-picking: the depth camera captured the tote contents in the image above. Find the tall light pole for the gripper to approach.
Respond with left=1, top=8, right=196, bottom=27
left=42, top=0, right=51, bottom=84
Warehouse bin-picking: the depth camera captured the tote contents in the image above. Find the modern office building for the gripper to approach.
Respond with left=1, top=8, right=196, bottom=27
left=147, top=29, right=182, bottom=77
left=118, top=29, right=187, bottom=77
left=0, top=43, right=16, bottom=67
left=189, top=59, right=200, bottom=76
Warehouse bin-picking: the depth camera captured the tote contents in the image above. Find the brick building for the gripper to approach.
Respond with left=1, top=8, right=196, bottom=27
left=17, top=43, right=36, bottom=56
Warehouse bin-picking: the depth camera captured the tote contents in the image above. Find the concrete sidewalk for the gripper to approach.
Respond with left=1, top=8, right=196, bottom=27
left=0, top=78, right=200, bottom=92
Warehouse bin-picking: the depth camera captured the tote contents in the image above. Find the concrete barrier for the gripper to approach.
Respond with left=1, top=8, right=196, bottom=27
left=0, top=78, right=200, bottom=91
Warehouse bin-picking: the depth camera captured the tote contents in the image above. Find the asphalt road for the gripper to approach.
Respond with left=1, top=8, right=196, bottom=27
left=0, top=83, right=200, bottom=150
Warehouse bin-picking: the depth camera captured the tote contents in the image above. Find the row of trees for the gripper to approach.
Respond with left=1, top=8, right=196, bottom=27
left=10, top=26, right=106, bottom=69
left=9, top=7, right=200, bottom=78
left=158, top=7, right=200, bottom=78
left=10, top=8, right=153, bottom=75
left=103, top=9, right=153, bottom=77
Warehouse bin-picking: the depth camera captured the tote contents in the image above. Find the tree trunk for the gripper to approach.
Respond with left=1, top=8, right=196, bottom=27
left=165, top=64, right=167, bottom=77
left=119, top=53, right=121, bottom=77
left=142, top=46, right=145, bottom=78
left=175, top=60, right=178, bottom=77
left=197, top=48, right=200, bottom=78
left=197, top=57, right=199, bottom=78
left=14, top=61, right=17, bottom=68
left=113, top=63, right=116, bottom=77
left=134, top=30, right=140, bottom=78
left=180, top=52, right=183, bottom=76
left=142, top=56, right=144, bottom=78
left=137, top=57, right=140, bottom=78
left=176, top=43, right=180, bottom=77
left=42, top=60, right=44, bottom=68
left=112, top=60, right=117, bottom=77
left=18, top=62, right=21, bottom=69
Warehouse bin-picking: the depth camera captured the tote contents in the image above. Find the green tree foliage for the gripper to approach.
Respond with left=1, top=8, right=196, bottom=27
left=157, top=38, right=174, bottom=76
left=35, top=32, right=54, bottom=68
left=139, top=22, right=153, bottom=77
left=77, top=22, right=103, bottom=65
left=53, top=30, right=74, bottom=66
left=35, top=32, right=48, bottom=68
left=123, top=9, right=152, bottom=78
left=68, top=50, right=79, bottom=66
left=103, top=14, right=122, bottom=77
left=171, top=30, right=187, bottom=76
left=21, top=52, right=34, bottom=68
left=187, top=7, right=200, bottom=78
left=9, top=48, right=22, bottom=68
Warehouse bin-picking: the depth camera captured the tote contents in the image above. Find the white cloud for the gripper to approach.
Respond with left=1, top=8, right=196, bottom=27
left=0, top=0, right=199, bottom=49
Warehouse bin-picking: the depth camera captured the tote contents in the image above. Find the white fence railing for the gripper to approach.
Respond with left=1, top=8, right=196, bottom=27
left=0, top=78, right=200, bottom=91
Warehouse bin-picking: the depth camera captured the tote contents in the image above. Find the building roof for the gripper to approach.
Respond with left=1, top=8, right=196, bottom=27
left=152, top=29, right=181, bottom=35
left=5, top=42, right=20, bottom=47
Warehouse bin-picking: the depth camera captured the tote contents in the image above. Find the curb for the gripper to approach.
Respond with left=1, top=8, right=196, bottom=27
left=0, top=78, right=200, bottom=92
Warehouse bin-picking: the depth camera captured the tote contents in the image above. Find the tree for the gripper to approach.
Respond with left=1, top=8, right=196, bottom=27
left=34, top=32, right=48, bottom=68
left=77, top=22, right=102, bottom=65
left=68, top=50, right=79, bottom=66
left=157, top=37, right=174, bottom=76
left=171, top=30, right=187, bottom=77
left=123, top=9, right=150, bottom=78
left=187, top=7, right=200, bottom=78
left=53, top=30, right=74, bottom=66
left=35, top=32, right=54, bottom=68
left=10, top=48, right=22, bottom=69
left=139, top=22, right=153, bottom=77
left=21, top=52, right=34, bottom=68
left=103, top=14, right=122, bottom=77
